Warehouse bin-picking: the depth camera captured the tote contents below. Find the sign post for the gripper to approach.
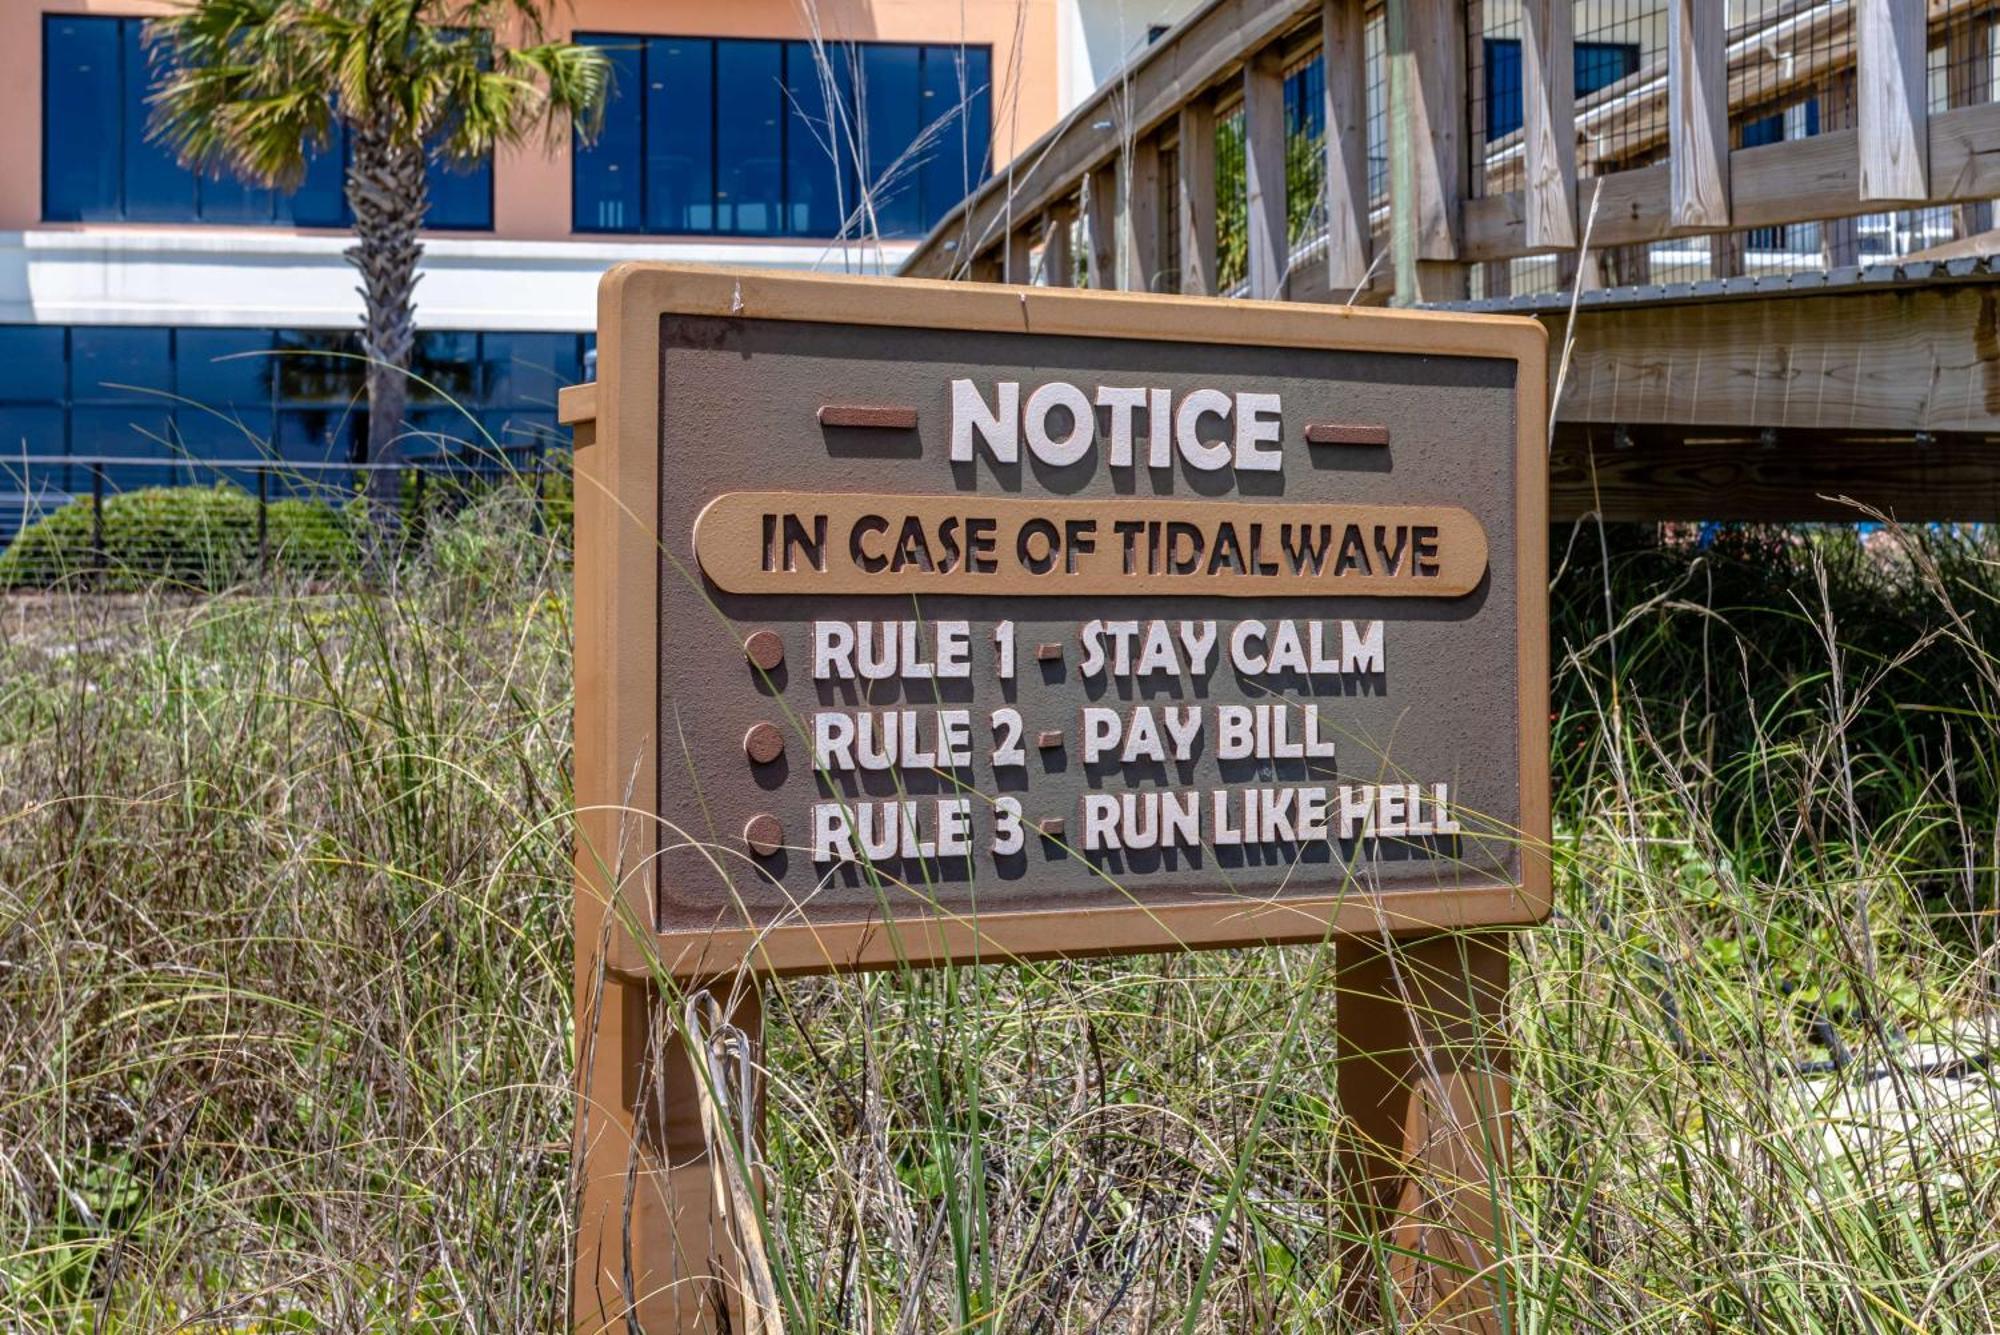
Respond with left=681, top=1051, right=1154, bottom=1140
left=567, top=265, right=1547, bottom=1332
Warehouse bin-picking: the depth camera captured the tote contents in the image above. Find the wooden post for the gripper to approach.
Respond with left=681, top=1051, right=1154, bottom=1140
left=1668, top=0, right=1730, bottom=232
left=1522, top=0, right=1577, bottom=251
left=1557, top=246, right=1604, bottom=294
left=1386, top=0, right=1468, bottom=304
left=575, top=975, right=766, bottom=1333
left=1465, top=0, right=1487, bottom=202
left=1947, top=18, right=1992, bottom=237
left=1243, top=46, right=1290, bottom=300
left=1086, top=164, right=1120, bottom=289
left=1043, top=205, right=1075, bottom=287
left=1177, top=99, right=1219, bottom=295
left=1004, top=225, right=1034, bottom=285
left=1857, top=0, right=1929, bottom=202
left=1120, top=135, right=1164, bottom=292
left=1322, top=0, right=1372, bottom=294
left=1612, top=242, right=1651, bottom=287
left=1336, top=932, right=1513, bottom=1334
left=1820, top=72, right=1862, bottom=267
left=967, top=250, right=1003, bottom=283
left=1709, top=231, right=1744, bottom=281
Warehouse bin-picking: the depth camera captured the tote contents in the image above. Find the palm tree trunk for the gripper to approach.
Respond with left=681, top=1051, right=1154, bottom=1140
left=345, top=119, right=428, bottom=550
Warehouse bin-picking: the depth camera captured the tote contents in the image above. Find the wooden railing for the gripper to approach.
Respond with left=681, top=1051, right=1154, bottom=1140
left=899, top=0, right=2000, bottom=306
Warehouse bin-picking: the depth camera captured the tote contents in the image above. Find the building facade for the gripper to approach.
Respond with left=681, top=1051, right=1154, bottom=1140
left=2, top=0, right=1186, bottom=536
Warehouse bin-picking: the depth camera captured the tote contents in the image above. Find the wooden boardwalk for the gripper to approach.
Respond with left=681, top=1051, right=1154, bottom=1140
left=899, top=0, right=2000, bottom=521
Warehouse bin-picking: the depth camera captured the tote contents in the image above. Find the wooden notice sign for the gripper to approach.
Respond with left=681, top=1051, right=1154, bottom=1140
left=571, top=264, right=1549, bottom=981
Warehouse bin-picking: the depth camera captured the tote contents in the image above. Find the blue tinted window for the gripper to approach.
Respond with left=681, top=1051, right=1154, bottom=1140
left=44, top=17, right=122, bottom=221
left=199, top=171, right=281, bottom=225
left=1575, top=42, right=1640, bottom=99
left=576, top=33, right=989, bottom=238
left=1484, top=40, right=1525, bottom=139
left=0, top=328, right=68, bottom=403
left=488, top=408, right=561, bottom=453
left=411, top=330, right=480, bottom=405
left=787, top=42, right=854, bottom=236
left=175, top=407, right=273, bottom=473
left=43, top=16, right=488, bottom=229
left=483, top=332, right=580, bottom=407
left=0, top=324, right=583, bottom=514
left=0, top=406, right=66, bottom=455
left=918, top=45, right=989, bottom=233
left=272, top=330, right=362, bottom=404
left=717, top=41, right=784, bottom=235
left=177, top=328, right=274, bottom=410
left=1285, top=54, right=1324, bottom=140
left=74, top=404, right=176, bottom=488
left=1486, top=39, right=1639, bottom=140
left=574, top=35, right=642, bottom=231
left=648, top=38, right=715, bottom=232
left=859, top=45, right=922, bottom=237
left=71, top=328, right=173, bottom=404
left=276, top=406, right=360, bottom=464
left=121, top=21, right=199, bottom=221
left=427, top=152, right=494, bottom=229
left=288, top=131, right=349, bottom=227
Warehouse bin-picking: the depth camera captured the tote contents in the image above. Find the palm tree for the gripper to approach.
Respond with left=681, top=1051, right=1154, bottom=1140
left=148, top=0, right=607, bottom=529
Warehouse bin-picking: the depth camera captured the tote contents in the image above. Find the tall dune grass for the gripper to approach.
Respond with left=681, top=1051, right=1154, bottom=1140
left=4, top=494, right=1999, bottom=1330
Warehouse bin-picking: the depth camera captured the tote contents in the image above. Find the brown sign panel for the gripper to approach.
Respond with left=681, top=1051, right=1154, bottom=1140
left=573, top=266, right=1549, bottom=979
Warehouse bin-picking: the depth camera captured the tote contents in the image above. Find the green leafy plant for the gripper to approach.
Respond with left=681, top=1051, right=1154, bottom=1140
left=0, top=483, right=358, bottom=590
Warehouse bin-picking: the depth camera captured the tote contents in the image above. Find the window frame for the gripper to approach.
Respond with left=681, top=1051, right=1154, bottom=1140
left=1481, top=38, right=1643, bottom=143
left=40, top=14, right=495, bottom=231
left=570, top=31, right=993, bottom=241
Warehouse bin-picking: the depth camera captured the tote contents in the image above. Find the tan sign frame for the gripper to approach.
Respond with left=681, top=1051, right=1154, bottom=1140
left=571, top=264, right=1550, bottom=981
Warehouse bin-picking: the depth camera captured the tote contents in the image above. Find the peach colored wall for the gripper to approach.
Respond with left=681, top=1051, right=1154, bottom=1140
left=3, top=1, right=177, bottom=232
left=3, top=0, right=1060, bottom=239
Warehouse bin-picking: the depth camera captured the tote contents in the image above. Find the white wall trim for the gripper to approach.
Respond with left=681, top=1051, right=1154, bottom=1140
left=0, top=229, right=917, bottom=330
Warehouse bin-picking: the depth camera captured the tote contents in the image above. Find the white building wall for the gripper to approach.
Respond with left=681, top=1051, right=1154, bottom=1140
left=1057, top=0, right=1204, bottom=113
left=0, top=231, right=914, bottom=331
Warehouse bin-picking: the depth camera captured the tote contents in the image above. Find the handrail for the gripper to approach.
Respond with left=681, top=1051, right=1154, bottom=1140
left=11, top=453, right=545, bottom=471
left=900, top=0, right=1998, bottom=304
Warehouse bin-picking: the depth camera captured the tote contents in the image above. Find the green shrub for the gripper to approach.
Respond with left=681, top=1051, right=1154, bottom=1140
left=0, top=483, right=359, bottom=591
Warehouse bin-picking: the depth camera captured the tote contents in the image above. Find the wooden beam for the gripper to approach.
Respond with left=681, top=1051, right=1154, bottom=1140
left=1820, top=72, right=1860, bottom=267
left=1396, top=0, right=1465, bottom=263
left=1321, top=0, right=1371, bottom=292
left=1177, top=99, right=1219, bottom=295
left=1947, top=17, right=1992, bottom=237
left=900, top=0, right=1314, bottom=280
left=1668, top=0, right=1729, bottom=230
left=1042, top=206, right=1074, bottom=286
left=1459, top=101, right=2000, bottom=261
left=1243, top=46, right=1289, bottom=299
left=1335, top=935, right=1514, bottom=1330
left=1464, top=0, right=1489, bottom=204
left=900, top=0, right=1993, bottom=283
left=1556, top=247, right=1603, bottom=295
left=1546, top=282, right=2000, bottom=440
left=1858, top=0, right=1929, bottom=202
left=1478, top=0, right=1991, bottom=194
left=1085, top=165, right=1119, bottom=289
left=1546, top=279, right=2000, bottom=521
left=1708, top=231, right=1743, bottom=280
left=1005, top=226, right=1034, bottom=285
left=1552, top=430, right=2000, bottom=523
left=1120, top=135, right=1164, bottom=292
left=1521, top=0, right=1576, bottom=251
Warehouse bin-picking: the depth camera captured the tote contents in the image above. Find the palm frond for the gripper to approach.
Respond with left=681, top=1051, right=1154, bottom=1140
left=146, top=0, right=608, bottom=176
